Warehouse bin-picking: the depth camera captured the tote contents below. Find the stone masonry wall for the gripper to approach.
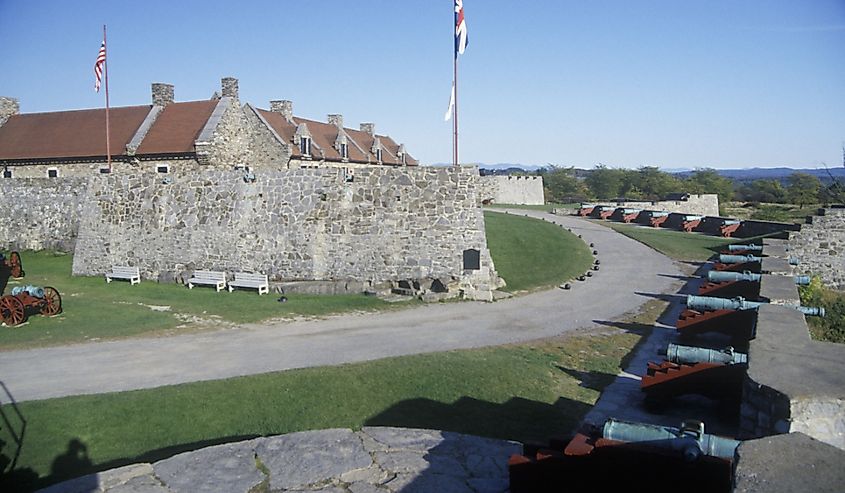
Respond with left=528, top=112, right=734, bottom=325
left=195, top=99, right=252, bottom=168
left=243, top=106, right=291, bottom=170
left=788, top=208, right=845, bottom=289
left=0, top=177, right=88, bottom=251
left=607, top=194, right=719, bottom=217
left=478, top=176, right=545, bottom=205
left=70, top=166, right=497, bottom=290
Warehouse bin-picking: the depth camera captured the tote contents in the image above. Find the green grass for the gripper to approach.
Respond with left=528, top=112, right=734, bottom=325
left=484, top=211, right=593, bottom=291
left=1, top=331, right=642, bottom=491
left=0, top=251, right=409, bottom=350
left=601, top=222, right=735, bottom=261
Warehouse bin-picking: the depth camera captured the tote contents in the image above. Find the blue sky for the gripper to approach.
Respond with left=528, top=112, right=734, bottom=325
left=1, top=0, right=843, bottom=169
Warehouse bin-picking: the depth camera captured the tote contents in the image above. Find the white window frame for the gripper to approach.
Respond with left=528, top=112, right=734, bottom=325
left=47, top=167, right=59, bottom=178
left=156, top=164, right=170, bottom=174
left=300, top=136, right=312, bottom=157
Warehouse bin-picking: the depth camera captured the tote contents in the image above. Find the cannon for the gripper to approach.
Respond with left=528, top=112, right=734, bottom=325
left=647, top=211, right=670, bottom=227
left=685, top=294, right=825, bottom=317
left=577, top=204, right=596, bottom=216
left=660, top=343, right=747, bottom=365
left=0, top=285, right=62, bottom=326
left=718, top=254, right=799, bottom=265
left=707, top=270, right=811, bottom=285
left=719, top=219, right=741, bottom=237
left=596, top=206, right=615, bottom=219
left=621, top=208, right=641, bottom=223
left=681, top=215, right=702, bottom=232
left=727, top=244, right=763, bottom=252
left=602, top=418, right=740, bottom=462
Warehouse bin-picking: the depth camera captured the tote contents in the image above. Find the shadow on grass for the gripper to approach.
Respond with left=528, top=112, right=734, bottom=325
left=1, top=382, right=38, bottom=492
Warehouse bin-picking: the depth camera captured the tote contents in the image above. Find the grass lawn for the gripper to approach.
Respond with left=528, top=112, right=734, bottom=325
left=0, top=251, right=408, bottom=350
left=484, top=211, right=593, bottom=292
left=1, top=329, right=644, bottom=491
left=600, top=222, right=737, bottom=261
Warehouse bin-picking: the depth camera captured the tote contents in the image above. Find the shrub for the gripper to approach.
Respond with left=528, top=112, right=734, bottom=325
left=798, top=277, right=845, bottom=344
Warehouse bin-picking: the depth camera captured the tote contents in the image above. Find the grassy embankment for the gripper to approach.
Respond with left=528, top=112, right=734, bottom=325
left=2, top=212, right=627, bottom=491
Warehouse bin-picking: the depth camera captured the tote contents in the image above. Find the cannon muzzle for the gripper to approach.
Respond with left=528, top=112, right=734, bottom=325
left=602, top=418, right=739, bottom=461
left=686, top=295, right=825, bottom=317
left=664, top=343, right=747, bottom=365
left=727, top=244, right=762, bottom=252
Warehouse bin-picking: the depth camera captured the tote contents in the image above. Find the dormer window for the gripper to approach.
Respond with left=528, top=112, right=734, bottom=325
left=340, top=142, right=348, bottom=160
left=300, top=136, right=311, bottom=156
left=376, top=148, right=382, bottom=162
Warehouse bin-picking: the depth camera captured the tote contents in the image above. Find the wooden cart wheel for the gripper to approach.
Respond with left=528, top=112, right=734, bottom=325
left=9, top=251, right=23, bottom=279
left=40, top=286, right=62, bottom=316
left=0, top=295, right=26, bottom=326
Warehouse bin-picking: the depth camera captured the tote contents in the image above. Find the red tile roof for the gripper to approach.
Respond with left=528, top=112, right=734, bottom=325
left=135, top=100, right=218, bottom=155
left=0, top=105, right=150, bottom=161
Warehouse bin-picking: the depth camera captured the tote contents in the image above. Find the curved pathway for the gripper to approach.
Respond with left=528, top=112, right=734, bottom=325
left=1, top=211, right=684, bottom=402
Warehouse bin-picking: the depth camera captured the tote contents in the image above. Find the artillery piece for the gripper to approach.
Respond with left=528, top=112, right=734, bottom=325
left=718, top=254, right=799, bottom=266
left=686, top=294, right=824, bottom=317
left=726, top=244, right=763, bottom=252
left=660, top=343, right=747, bottom=365
left=707, top=270, right=811, bottom=285
left=0, top=285, right=62, bottom=326
left=602, top=418, right=740, bottom=462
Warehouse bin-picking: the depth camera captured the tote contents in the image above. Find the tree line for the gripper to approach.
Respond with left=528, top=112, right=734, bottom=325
left=537, top=165, right=842, bottom=207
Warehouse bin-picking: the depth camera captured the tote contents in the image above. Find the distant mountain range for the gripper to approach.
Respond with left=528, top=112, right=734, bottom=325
left=469, top=164, right=845, bottom=181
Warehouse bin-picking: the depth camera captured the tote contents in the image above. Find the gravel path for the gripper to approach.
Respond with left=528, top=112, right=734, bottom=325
left=1, top=210, right=684, bottom=403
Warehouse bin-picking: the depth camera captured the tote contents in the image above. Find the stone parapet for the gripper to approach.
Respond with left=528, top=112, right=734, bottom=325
left=788, top=207, right=845, bottom=289
left=478, top=175, right=544, bottom=205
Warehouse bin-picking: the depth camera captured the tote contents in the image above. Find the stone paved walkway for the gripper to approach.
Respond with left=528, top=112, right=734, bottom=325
left=39, top=427, right=521, bottom=493
left=1, top=211, right=685, bottom=402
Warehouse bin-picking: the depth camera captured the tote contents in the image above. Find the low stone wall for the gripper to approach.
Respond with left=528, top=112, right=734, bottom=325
left=70, top=166, right=499, bottom=294
left=591, top=194, right=719, bottom=217
left=788, top=208, right=845, bottom=289
left=478, top=175, right=544, bottom=205
left=0, top=177, right=88, bottom=251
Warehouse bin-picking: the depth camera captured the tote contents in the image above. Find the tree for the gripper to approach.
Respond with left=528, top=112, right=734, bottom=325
left=685, top=168, right=736, bottom=207
left=584, top=166, right=626, bottom=199
left=738, top=179, right=787, bottom=203
left=542, top=166, right=586, bottom=203
left=786, top=172, right=821, bottom=207
left=635, top=166, right=684, bottom=200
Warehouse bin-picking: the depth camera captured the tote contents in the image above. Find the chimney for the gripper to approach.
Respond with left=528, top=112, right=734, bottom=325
left=270, top=100, right=293, bottom=122
left=0, top=97, right=19, bottom=127
left=221, top=77, right=239, bottom=100
left=327, top=114, right=343, bottom=128
left=360, top=122, right=375, bottom=136
left=151, top=83, right=174, bottom=107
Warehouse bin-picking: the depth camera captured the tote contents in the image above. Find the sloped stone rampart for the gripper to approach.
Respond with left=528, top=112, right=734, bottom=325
left=0, top=177, right=88, bottom=251
left=69, top=166, right=496, bottom=286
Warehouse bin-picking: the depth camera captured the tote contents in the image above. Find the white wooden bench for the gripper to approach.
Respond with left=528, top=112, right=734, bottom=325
left=106, top=266, right=140, bottom=285
left=228, top=272, right=269, bottom=295
left=187, top=270, right=227, bottom=292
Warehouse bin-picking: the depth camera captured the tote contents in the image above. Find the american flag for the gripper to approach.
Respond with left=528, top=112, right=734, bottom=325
left=455, top=0, right=468, bottom=57
left=94, top=40, right=106, bottom=92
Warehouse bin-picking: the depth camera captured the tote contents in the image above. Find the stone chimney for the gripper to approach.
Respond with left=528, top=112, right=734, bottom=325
left=151, top=83, right=174, bottom=107
left=360, top=122, right=375, bottom=136
left=327, top=114, right=343, bottom=128
left=221, top=77, right=239, bottom=100
left=0, top=96, right=20, bottom=127
left=270, top=100, right=293, bottom=122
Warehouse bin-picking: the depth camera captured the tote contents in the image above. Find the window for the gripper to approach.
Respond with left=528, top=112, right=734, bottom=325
left=300, top=136, right=311, bottom=156
left=375, top=148, right=382, bottom=162
left=47, top=168, right=58, bottom=178
left=157, top=165, right=170, bottom=174
left=2, top=169, right=11, bottom=178
left=99, top=167, right=111, bottom=174
left=340, top=142, right=348, bottom=160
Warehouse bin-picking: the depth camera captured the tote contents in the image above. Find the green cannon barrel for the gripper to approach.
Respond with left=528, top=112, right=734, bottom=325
left=649, top=211, right=669, bottom=217
left=602, top=418, right=740, bottom=461
left=707, top=271, right=811, bottom=285
left=686, top=295, right=825, bottom=317
left=727, top=244, right=763, bottom=252
left=662, top=343, right=747, bottom=365
left=718, top=254, right=799, bottom=265
left=10, top=285, right=44, bottom=298
left=622, top=208, right=641, bottom=214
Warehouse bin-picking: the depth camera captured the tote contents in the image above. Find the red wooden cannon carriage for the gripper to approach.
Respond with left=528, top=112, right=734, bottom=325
left=1, top=251, right=24, bottom=279
left=0, top=285, right=62, bottom=326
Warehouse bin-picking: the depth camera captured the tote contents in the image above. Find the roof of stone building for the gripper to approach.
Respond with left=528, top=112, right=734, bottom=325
left=135, top=100, right=218, bottom=156
left=256, top=108, right=416, bottom=166
left=0, top=105, right=151, bottom=161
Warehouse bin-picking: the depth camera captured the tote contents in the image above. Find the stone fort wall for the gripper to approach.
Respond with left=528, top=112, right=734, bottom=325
left=478, top=175, right=545, bottom=205
left=0, top=177, right=88, bottom=251
left=54, top=166, right=496, bottom=293
left=788, top=208, right=845, bottom=290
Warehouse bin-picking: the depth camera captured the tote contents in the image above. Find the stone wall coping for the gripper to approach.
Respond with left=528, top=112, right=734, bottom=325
left=762, top=244, right=788, bottom=258
left=760, top=257, right=792, bottom=275
left=734, top=432, right=845, bottom=492
left=195, top=96, right=232, bottom=144
left=126, top=105, right=163, bottom=153
left=757, top=274, right=800, bottom=304
left=749, top=305, right=845, bottom=401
